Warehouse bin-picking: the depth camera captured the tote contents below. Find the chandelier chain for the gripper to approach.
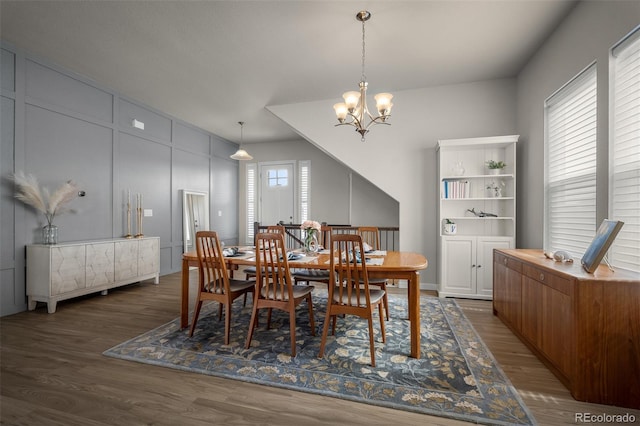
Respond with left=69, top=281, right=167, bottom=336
left=361, top=17, right=366, bottom=82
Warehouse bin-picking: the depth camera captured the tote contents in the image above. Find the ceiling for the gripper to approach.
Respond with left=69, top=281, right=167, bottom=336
left=0, top=0, right=577, bottom=145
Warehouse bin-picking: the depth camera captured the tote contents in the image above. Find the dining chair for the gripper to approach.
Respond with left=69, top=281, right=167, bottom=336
left=318, top=233, right=386, bottom=367
left=245, top=232, right=316, bottom=357
left=189, top=231, right=256, bottom=345
left=357, top=226, right=390, bottom=320
left=244, top=225, right=285, bottom=280
left=292, top=225, right=332, bottom=286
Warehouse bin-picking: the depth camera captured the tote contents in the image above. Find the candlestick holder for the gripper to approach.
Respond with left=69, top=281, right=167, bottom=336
left=135, top=206, right=144, bottom=238
left=124, top=203, right=133, bottom=238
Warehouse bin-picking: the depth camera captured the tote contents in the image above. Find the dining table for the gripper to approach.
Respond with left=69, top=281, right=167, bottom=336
left=180, top=249, right=428, bottom=358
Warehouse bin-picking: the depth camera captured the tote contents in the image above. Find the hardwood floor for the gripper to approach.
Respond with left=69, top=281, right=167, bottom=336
left=2, top=271, right=638, bottom=425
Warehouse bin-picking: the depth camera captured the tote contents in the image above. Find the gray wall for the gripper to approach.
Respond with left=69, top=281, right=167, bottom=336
left=0, top=44, right=239, bottom=316
left=516, top=1, right=640, bottom=249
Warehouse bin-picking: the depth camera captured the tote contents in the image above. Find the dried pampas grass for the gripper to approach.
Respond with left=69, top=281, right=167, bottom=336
left=11, top=171, right=79, bottom=225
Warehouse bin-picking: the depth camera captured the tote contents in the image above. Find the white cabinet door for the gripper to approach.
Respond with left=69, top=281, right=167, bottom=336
left=476, top=238, right=512, bottom=297
left=441, top=237, right=475, bottom=294
left=86, top=242, right=115, bottom=288
left=138, top=238, right=159, bottom=276
left=50, top=245, right=86, bottom=295
left=115, top=240, right=138, bottom=281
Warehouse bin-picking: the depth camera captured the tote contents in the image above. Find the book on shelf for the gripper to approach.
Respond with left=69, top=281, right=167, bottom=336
left=442, top=180, right=470, bottom=199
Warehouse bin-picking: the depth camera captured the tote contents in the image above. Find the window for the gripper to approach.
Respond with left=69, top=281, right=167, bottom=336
left=544, top=64, right=597, bottom=255
left=267, top=169, right=288, bottom=187
left=246, top=163, right=257, bottom=244
left=299, top=161, right=310, bottom=222
left=610, top=28, right=640, bottom=272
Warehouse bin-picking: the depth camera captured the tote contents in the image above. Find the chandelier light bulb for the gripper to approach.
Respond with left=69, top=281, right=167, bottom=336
left=342, top=91, right=361, bottom=112
left=333, top=103, right=348, bottom=123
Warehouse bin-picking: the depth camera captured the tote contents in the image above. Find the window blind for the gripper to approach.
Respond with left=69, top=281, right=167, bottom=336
left=611, top=28, right=640, bottom=272
left=544, top=64, right=597, bottom=255
left=246, top=163, right=256, bottom=244
left=299, top=160, right=310, bottom=223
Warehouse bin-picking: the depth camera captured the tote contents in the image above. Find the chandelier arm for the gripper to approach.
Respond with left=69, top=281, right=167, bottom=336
left=362, top=116, right=392, bottom=132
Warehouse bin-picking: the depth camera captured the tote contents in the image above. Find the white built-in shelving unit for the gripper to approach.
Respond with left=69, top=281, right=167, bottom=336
left=436, top=135, right=518, bottom=299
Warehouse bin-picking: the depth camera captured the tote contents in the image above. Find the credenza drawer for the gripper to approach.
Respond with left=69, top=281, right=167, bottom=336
left=494, top=251, right=522, bottom=273
left=522, top=264, right=571, bottom=295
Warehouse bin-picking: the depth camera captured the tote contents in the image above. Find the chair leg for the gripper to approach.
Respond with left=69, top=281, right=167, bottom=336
left=245, top=305, right=259, bottom=349
left=378, top=302, right=386, bottom=343
left=306, top=294, right=316, bottom=336
left=318, top=309, right=333, bottom=359
left=223, top=302, right=232, bottom=345
left=218, top=302, right=223, bottom=321
left=382, top=286, right=390, bottom=321
left=289, top=309, right=297, bottom=357
left=367, top=315, right=376, bottom=367
left=189, top=299, right=204, bottom=337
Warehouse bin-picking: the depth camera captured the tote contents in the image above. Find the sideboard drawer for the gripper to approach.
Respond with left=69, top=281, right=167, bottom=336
left=522, top=264, right=571, bottom=295
left=494, top=251, right=522, bottom=273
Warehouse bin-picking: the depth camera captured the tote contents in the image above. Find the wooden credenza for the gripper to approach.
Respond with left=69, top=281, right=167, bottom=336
left=27, top=237, right=160, bottom=313
left=493, top=249, right=640, bottom=409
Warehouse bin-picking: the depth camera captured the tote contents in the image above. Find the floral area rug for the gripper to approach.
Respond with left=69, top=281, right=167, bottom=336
left=104, top=292, right=535, bottom=425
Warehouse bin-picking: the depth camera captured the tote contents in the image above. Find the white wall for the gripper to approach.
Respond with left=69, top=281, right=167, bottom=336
left=516, top=0, right=640, bottom=249
left=269, top=78, right=517, bottom=284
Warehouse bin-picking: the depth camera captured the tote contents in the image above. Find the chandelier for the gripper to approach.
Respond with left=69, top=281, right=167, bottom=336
left=333, top=10, right=393, bottom=142
left=230, top=121, right=253, bottom=161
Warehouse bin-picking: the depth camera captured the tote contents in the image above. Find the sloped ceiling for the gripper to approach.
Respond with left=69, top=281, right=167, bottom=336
left=0, top=0, right=576, bottom=144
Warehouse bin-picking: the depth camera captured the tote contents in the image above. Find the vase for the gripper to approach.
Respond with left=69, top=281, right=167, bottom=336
left=443, top=223, right=457, bottom=235
left=489, top=169, right=501, bottom=175
left=304, top=231, right=319, bottom=255
left=43, top=224, right=58, bottom=244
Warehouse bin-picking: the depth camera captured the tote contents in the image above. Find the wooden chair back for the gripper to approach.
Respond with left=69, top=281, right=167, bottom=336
left=196, top=230, right=230, bottom=295
left=319, top=225, right=332, bottom=250
left=357, top=226, right=381, bottom=250
left=255, top=232, right=293, bottom=302
left=330, top=233, right=372, bottom=310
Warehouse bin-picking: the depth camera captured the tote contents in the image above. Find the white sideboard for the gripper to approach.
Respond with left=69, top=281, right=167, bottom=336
left=27, top=237, right=160, bottom=313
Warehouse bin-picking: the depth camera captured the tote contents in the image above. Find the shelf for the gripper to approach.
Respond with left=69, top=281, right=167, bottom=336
left=444, top=216, right=515, bottom=220
left=442, top=174, right=514, bottom=180
left=441, top=197, right=514, bottom=201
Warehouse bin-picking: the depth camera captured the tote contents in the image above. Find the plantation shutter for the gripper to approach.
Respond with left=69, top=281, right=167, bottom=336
left=610, top=28, right=640, bottom=272
left=299, top=160, right=310, bottom=223
left=544, top=64, right=597, bottom=255
left=246, top=163, right=257, bottom=244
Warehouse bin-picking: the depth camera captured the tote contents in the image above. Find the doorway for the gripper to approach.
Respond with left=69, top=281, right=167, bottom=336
left=259, top=162, right=295, bottom=225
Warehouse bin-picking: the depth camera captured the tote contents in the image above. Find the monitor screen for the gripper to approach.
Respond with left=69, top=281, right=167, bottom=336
left=581, top=220, right=624, bottom=273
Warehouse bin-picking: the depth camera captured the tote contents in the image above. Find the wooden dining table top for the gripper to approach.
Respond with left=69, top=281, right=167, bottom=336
left=182, top=248, right=428, bottom=272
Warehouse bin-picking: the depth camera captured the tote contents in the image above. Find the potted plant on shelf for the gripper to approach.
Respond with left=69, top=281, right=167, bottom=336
left=486, top=160, right=506, bottom=175
left=443, top=219, right=457, bottom=235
